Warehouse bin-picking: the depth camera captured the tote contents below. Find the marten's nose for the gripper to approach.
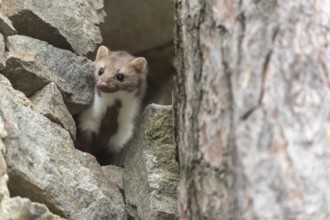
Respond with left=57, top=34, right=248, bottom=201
left=97, top=81, right=108, bottom=90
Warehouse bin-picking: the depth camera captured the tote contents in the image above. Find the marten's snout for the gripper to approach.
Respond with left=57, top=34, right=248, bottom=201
left=97, top=81, right=108, bottom=90
left=96, top=79, right=118, bottom=93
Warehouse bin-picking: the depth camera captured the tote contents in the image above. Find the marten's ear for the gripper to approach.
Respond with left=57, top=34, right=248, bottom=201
left=96, top=46, right=109, bottom=61
left=131, top=57, right=147, bottom=74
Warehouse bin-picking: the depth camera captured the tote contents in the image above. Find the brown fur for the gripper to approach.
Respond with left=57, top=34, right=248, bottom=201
left=75, top=99, right=122, bottom=165
left=94, top=48, right=147, bottom=96
left=74, top=46, right=148, bottom=166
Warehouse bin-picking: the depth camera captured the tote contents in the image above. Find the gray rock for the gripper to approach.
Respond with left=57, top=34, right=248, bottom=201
left=0, top=11, right=16, bottom=37
left=4, top=35, right=94, bottom=114
left=30, top=82, right=76, bottom=139
left=1, top=0, right=103, bottom=55
left=0, top=197, right=65, bottom=220
left=87, top=0, right=104, bottom=11
left=102, top=165, right=124, bottom=190
left=0, top=33, right=5, bottom=70
left=1, top=105, right=63, bottom=220
left=87, top=0, right=106, bottom=23
left=0, top=74, right=32, bottom=108
left=0, top=114, right=9, bottom=203
left=0, top=159, right=9, bottom=203
left=0, top=105, right=62, bottom=220
left=124, top=104, right=179, bottom=220
left=0, top=85, right=126, bottom=219
left=3, top=52, right=55, bottom=97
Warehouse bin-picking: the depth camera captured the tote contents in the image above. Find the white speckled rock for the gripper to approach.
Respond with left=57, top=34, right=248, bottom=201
left=124, top=104, right=179, bottom=220
left=0, top=84, right=126, bottom=219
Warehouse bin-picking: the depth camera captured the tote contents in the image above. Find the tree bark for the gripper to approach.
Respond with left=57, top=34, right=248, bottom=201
left=174, top=0, right=330, bottom=219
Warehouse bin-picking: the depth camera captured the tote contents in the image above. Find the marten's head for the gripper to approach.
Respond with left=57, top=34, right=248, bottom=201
left=94, top=46, right=147, bottom=94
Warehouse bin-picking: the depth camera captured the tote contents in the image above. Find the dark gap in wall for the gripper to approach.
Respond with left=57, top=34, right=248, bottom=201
left=100, top=0, right=175, bottom=106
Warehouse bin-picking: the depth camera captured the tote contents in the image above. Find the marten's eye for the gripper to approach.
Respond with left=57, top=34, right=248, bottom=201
left=98, top=68, right=104, bottom=75
left=116, top=73, right=124, bottom=82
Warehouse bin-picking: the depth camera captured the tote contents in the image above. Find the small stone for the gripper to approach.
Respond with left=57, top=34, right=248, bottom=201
left=4, top=35, right=94, bottom=114
left=0, top=74, right=32, bottom=108
left=30, top=82, right=76, bottom=139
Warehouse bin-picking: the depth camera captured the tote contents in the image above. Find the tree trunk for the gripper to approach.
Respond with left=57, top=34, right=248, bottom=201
left=174, top=0, right=330, bottom=219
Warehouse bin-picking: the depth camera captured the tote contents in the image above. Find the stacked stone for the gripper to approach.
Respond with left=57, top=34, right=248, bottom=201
left=0, top=1, right=179, bottom=219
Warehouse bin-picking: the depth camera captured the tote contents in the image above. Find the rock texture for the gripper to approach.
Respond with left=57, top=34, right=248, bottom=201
left=4, top=35, right=94, bottom=114
left=124, top=104, right=179, bottom=220
left=1, top=0, right=104, bottom=55
left=0, top=106, right=63, bottom=220
left=0, top=84, right=126, bottom=219
left=0, top=33, right=5, bottom=70
left=0, top=197, right=65, bottom=220
left=30, top=82, right=76, bottom=139
left=0, top=111, right=9, bottom=203
left=0, top=3, right=179, bottom=219
left=0, top=74, right=32, bottom=108
left=102, top=165, right=124, bottom=191
left=0, top=11, right=16, bottom=37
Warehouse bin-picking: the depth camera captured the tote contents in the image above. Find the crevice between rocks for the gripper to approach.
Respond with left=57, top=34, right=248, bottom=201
left=9, top=10, right=73, bottom=53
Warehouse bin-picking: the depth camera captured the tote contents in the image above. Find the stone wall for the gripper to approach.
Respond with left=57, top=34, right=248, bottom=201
left=0, top=1, right=178, bottom=219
